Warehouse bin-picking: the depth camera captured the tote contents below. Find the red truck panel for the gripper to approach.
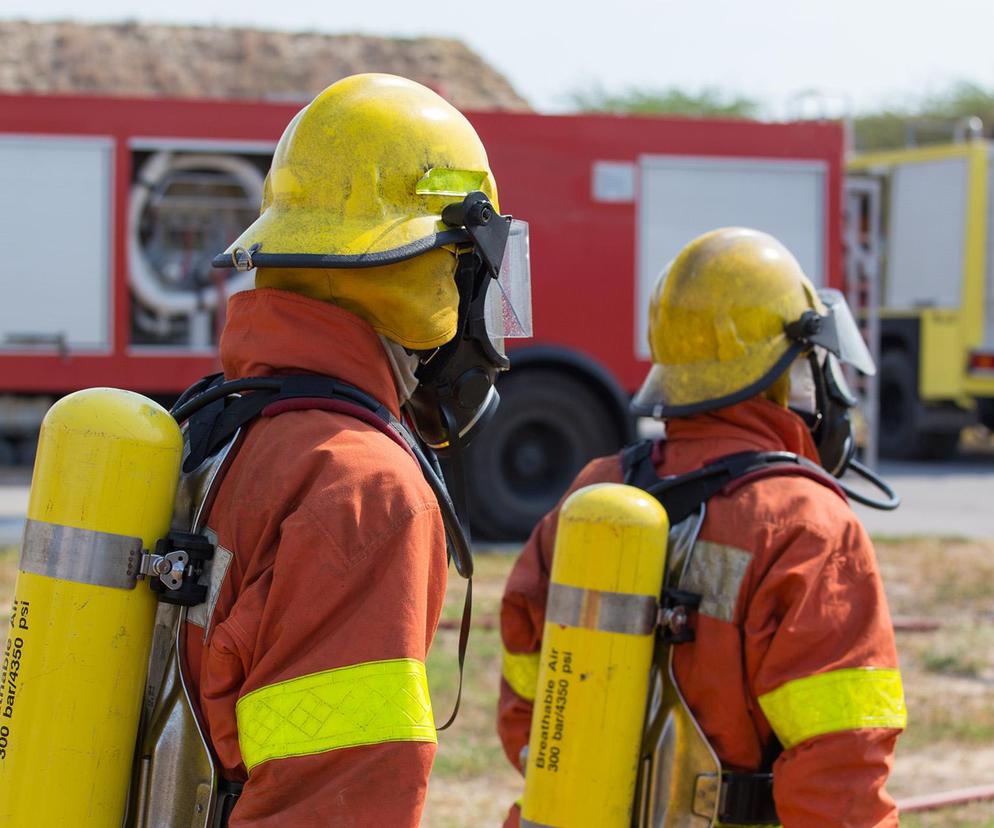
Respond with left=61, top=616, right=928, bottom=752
left=0, top=94, right=843, bottom=396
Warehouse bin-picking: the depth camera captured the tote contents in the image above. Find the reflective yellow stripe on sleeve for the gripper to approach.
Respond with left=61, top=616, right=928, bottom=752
left=236, top=658, right=436, bottom=771
left=758, top=667, right=907, bottom=750
left=502, top=646, right=540, bottom=702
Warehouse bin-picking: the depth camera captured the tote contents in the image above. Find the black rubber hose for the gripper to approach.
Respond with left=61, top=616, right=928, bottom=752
left=839, top=458, right=901, bottom=511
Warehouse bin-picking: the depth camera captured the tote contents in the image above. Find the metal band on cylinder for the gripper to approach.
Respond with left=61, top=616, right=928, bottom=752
left=19, top=519, right=144, bottom=590
left=545, top=582, right=658, bottom=636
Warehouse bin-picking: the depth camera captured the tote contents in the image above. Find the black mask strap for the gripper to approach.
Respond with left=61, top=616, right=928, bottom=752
left=435, top=403, right=474, bottom=731
left=804, top=352, right=901, bottom=510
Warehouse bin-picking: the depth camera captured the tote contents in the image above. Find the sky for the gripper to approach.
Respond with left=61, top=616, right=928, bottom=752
left=7, top=0, right=994, bottom=117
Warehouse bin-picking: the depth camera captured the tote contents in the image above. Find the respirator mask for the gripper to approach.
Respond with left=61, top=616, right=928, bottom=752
left=785, top=289, right=898, bottom=509
left=406, top=192, right=533, bottom=453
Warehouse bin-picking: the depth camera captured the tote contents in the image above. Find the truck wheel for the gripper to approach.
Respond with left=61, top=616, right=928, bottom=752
left=879, top=350, right=961, bottom=459
left=0, top=438, right=14, bottom=467
left=464, top=370, right=625, bottom=540
left=13, top=436, right=38, bottom=467
left=878, top=350, right=920, bottom=460
left=978, top=398, right=994, bottom=432
left=918, top=430, right=961, bottom=459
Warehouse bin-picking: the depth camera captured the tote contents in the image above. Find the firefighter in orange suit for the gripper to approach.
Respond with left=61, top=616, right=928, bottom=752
left=499, top=228, right=906, bottom=827
left=165, top=73, right=531, bottom=827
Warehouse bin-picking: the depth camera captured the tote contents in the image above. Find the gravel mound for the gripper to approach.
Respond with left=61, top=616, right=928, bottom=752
left=0, top=19, right=529, bottom=110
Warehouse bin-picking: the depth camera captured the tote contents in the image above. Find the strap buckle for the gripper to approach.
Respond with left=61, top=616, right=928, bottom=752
left=139, top=531, right=216, bottom=606
left=718, top=771, right=779, bottom=825
left=657, top=587, right=701, bottom=644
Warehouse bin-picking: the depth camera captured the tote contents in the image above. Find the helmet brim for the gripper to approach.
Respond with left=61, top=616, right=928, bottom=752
left=215, top=209, right=462, bottom=269
left=631, top=339, right=801, bottom=418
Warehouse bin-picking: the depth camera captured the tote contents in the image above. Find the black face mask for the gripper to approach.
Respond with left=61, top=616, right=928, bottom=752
left=791, top=351, right=900, bottom=510
left=803, top=351, right=858, bottom=476
left=407, top=251, right=508, bottom=452
left=405, top=192, right=514, bottom=453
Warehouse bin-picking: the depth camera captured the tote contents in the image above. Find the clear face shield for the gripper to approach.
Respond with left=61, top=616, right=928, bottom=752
left=483, top=219, right=533, bottom=355
left=784, top=288, right=876, bottom=417
left=804, top=288, right=876, bottom=376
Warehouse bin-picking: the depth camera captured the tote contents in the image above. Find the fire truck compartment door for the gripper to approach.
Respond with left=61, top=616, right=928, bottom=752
left=0, top=136, right=112, bottom=353
left=636, top=155, right=827, bottom=360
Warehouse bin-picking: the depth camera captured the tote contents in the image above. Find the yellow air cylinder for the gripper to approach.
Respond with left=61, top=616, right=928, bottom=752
left=0, top=388, right=182, bottom=827
left=521, top=483, right=669, bottom=828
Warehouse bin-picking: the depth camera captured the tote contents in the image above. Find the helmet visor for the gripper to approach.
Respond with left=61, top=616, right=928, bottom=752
left=484, top=219, right=533, bottom=353
left=811, top=289, right=876, bottom=376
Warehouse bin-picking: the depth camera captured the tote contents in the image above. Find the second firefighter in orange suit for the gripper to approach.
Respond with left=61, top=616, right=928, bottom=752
left=499, top=228, right=906, bottom=827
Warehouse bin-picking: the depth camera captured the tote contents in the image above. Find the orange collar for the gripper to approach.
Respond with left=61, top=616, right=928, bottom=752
left=665, top=397, right=822, bottom=464
left=219, top=288, right=401, bottom=419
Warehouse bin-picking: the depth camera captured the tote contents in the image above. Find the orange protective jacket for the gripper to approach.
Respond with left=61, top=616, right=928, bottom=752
left=499, top=399, right=904, bottom=828
left=183, top=289, right=448, bottom=827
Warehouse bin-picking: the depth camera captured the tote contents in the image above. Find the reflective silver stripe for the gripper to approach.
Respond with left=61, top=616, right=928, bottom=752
left=680, top=540, right=751, bottom=623
left=546, top=582, right=657, bottom=635
left=19, top=518, right=144, bottom=590
left=520, top=819, right=557, bottom=828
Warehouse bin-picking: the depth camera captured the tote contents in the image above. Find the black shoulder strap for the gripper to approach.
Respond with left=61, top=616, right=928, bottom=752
left=171, top=372, right=475, bottom=729
left=621, top=441, right=839, bottom=526
left=175, top=374, right=397, bottom=473
left=622, top=438, right=657, bottom=488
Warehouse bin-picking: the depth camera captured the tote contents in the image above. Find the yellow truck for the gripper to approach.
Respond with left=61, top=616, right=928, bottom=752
left=848, top=140, right=994, bottom=458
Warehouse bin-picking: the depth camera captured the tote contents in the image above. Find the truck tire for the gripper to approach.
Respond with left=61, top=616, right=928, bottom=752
left=978, top=398, right=994, bottom=432
left=878, top=350, right=960, bottom=459
left=918, top=430, right=961, bottom=460
left=464, top=370, right=624, bottom=540
left=0, top=438, right=14, bottom=467
left=13, top=435, right=38, bottom=467
left=878, top=350, right=919, bottom=459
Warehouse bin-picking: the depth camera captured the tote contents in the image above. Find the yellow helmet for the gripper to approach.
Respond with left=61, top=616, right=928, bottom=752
left=632, top=227, right=874, bottom=417
left=213, top=73, right=499, bottom=350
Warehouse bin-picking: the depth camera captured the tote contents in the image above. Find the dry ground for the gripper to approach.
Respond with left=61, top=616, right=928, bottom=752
left=1, top=539, right=992, bottom=826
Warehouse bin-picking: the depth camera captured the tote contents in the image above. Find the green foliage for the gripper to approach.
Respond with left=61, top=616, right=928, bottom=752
left=567, top=84, right=760, bottom=118
left=901, top=807, right=994, bottom=828
left=853, top=81, right=994, bottom=150
left=568, top=79, right=994, bottom=150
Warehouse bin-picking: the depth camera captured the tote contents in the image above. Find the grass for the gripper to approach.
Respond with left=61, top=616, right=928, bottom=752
left=902, top=804, right=994, bottom=827
left=1, top=538, right=992, bottom=825
left=872, top=539, right=994, bottom=818
left=0, top=545, right=18, bottom=618
left=422, top=551, right=522, bottom=827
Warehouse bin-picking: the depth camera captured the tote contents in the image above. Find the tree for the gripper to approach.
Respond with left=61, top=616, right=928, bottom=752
left=568, top=80, right=994, bottom=151
left=852, top=82, right=994, bottom=151
left=567, top=84, right=760, bottom=118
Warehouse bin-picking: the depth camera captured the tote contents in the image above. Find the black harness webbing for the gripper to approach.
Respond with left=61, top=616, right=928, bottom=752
left=178, top=373, right=400, bottom=472
left=622, top=438, right=843, bottom=526
left=174, top=373, right=473, bottom=577
left=171, top=373, right=474, bottom=825
left=621, top=439, right=840, bottom=827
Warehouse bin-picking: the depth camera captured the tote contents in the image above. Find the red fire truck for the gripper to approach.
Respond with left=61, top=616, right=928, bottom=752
left=0, top=93, right=843, bottom=537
